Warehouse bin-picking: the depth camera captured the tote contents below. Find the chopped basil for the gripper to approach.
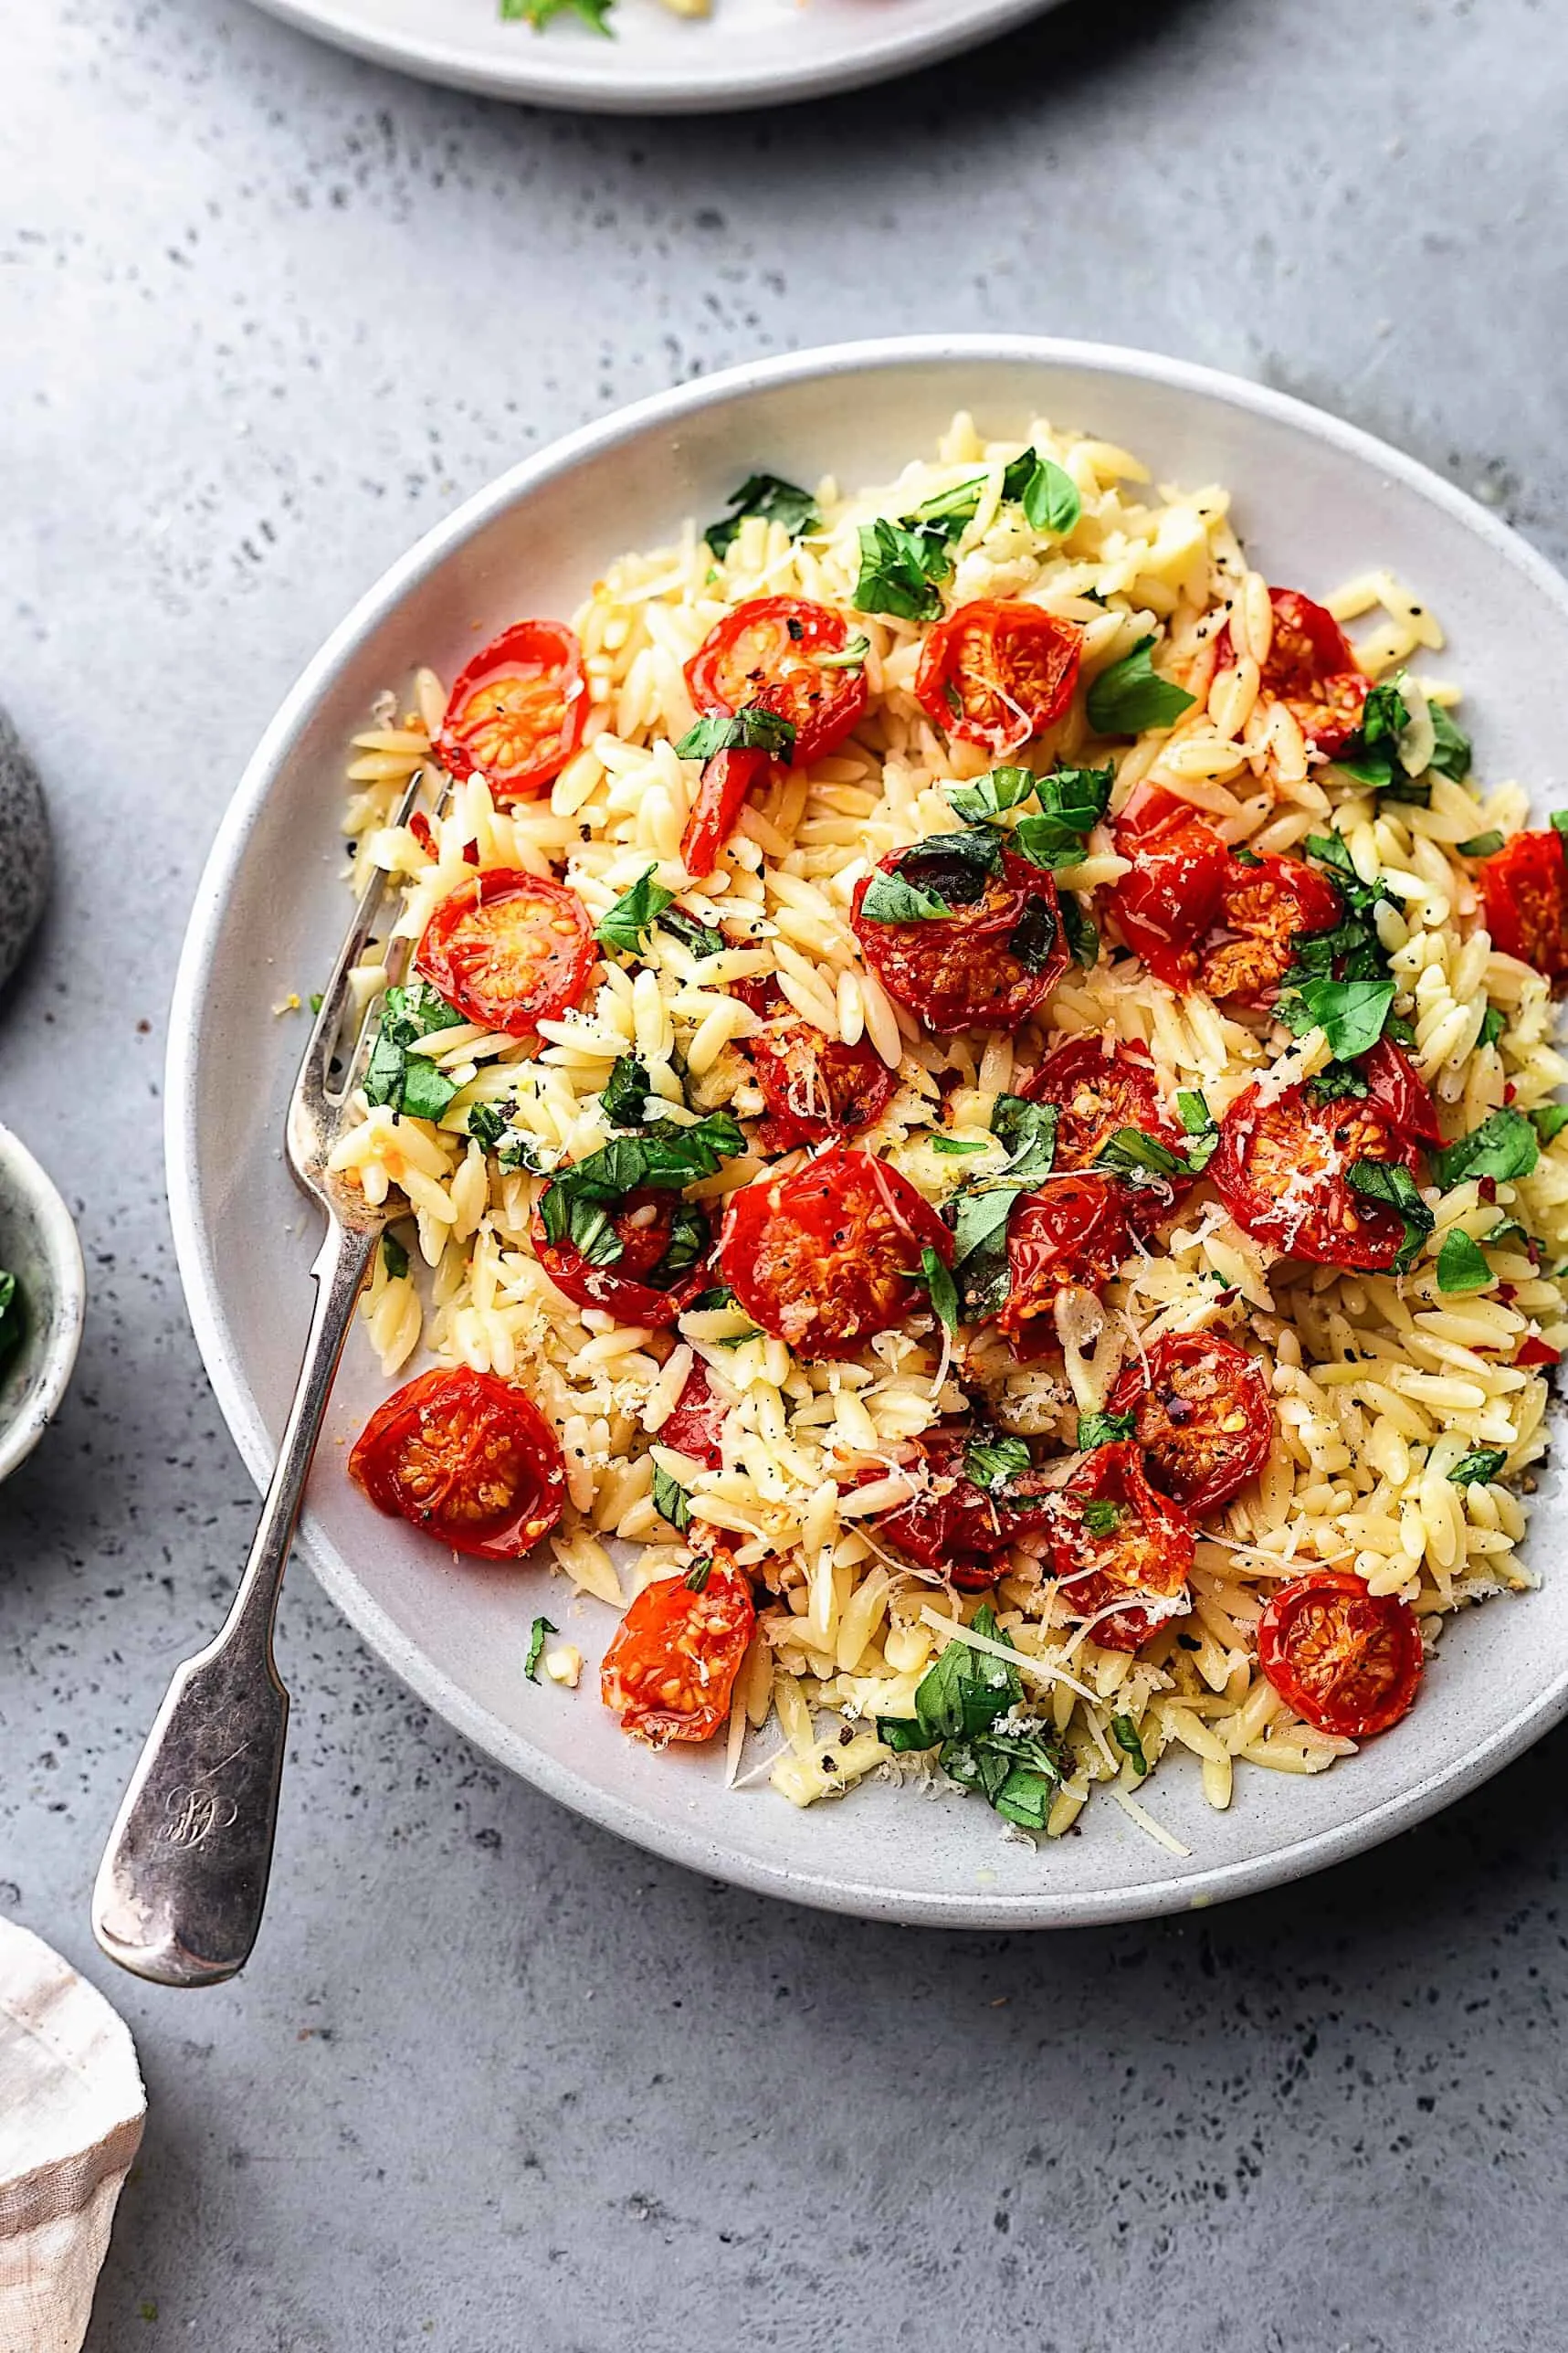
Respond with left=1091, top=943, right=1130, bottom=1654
left=853, top=517, right=952, bottom=623
left=1176, top=1090, right=1212, bottom=1134
left=1016, top=454, right=1082, bottom=536
left=1094, top=1126, right=1190, bottom=1184
left=879, top=1608, right=1068, bottom=1827
left=1336, top=673, right=1466, bottom=804
left=1436, top=1228, right=1490, bottom=1294
left=1230, top=846, right=1264, bottom=869
left=308, top=991, right=324, bottom=1014
left=465, top=1101, right=510, bottom=1150
left=1530, top=1104, right=1568, bottom=1145
left=916, top=1245, right=960, bottom=1335
left=501, top=0, right=613, bottom=28
left=683, top=1556, right=714, bottom=1593
left=652, top=1463, right=693, bottom=1532
left=990, top=1094, right=1061, bottom=1179
left=1458, top=829, right=1504, bottom=860
left=930, top=1135, right=990, bottom=1155
left=1552, top=811, right=1568, bottom=844
left=1427, top=703, right=1473, bottom=783
left=913, top=474, right=987, bottom=533
left=1078, top=1409, right=1135, bottom=1450
left=495, top=1130, right=558, bottom=1176
left=1081, top=1499, right=1123, bottom=1535
left=363, top=982, right=466, bottom=1122
left=1277, top=976, right=1396, bottom=1060
left=1013, top=765, right=1116, bottom=871
left=381, top=1232, right=409, bottom=1282
left=1059, top=893, right=1100, bottom=969
left=858, top=869, right=952, bottom=924
left=524, top=1615, right=558, bottom=1679
left=539, top=1113, right=744, bottom=1270
left=704, top=473, right=819, bottom=559
left=1346, top=1160, right=1435, bottom=1269
left=1085, top=637, right=1196, bottom=735
left=0, top=1270, right=24, bottom=1374
left=595, top=868, right=676, bottom=958
left=963, top=1435, right=1034, bottom=1495
left=814, top=634, right=871, bottom=672
left=947, top=765, right=1039, bottom=824
left=943, top=1098, right=1058, bottom=1318
left=1110, top=1713, right=1148, bottom=1776
left=1448, top=1445, right=1508, bottom=1488
left=601, top=1053, right=652, bottom=1128
left=658, top=910, right=726, bottom=960
left=688, top=1283, right=737, bottom=1313
left=674, top=708, right=796, bottom=765
left=858, top=829, right=1003, bottom=925
left=1006, top=895, right=1061, bottom=974
left=1479, top=1006, right=1507, bottom=1050
left=1430, top=1108, right=1540, bottom=1190
left=1309, top=1062, right=1372, bottom=1105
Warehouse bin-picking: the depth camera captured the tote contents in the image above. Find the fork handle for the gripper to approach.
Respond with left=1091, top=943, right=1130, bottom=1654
left=92, top=1215, right=378, bottom=1987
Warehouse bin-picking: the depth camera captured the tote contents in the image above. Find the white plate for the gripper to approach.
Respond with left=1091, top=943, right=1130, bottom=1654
left=242, top=0, right=1065, bottom=111
left=167, top=336, right=1568, bottom=1927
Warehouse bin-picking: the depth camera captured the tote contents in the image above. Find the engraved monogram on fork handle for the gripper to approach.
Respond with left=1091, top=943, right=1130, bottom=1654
left=91, top=1216, right=377, bottom=1987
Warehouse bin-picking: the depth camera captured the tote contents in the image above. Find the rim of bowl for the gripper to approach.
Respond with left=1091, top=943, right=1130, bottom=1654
left=164, top=334, right=1568, bottom=1925
left=0, top=1124, right=86, bottom=1487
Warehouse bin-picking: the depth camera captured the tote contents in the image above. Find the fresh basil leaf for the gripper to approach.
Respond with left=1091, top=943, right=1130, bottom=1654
left=652, top=1463, right=693, bottom=1532
left=858, top=869, right=952, bottom=924
left=1426, top=702, right=1472, bottom=783
left=861, top=831, right=1003, bottom=923
left=878, top=1715, right=937, bottom=1753
left=1081, top=1499, right=1123, bottom=1535
left=930, top=1136, right=990, bottom=1155
left=990, top=1095, right=1060, bottom=1184
left=1436, top=1228, right=1490, bottom=1294
left=914, top=474, right=988, bottom=533
left=381, top=1232, right=409, bottom=1282
left=1059, top=894, right=1100, bottom=969
left=683, top=1556, right=714, bottom=1593
left=1479, top=1006, right=1506, bottom=1050
left=1230, top=846, right=1263, bottom=869
left=1485, top=1215, right=1530, bottom=1248
left=1011, top=815, right=1090, bottom=870
left=1458, top=829, right=1503, bottom=860
left=1094, top=1126, right=1188, bottom=1183
left=990, top=1763, right=1062, bottom=1831
left=501, top=0, right=612, bottom=28
left=465, top=1101, right=510, bottom=1150
left=1006, top=894, right=1062, bottom=974
left=1530, top=1104, right=1568, bottom=1145
left=524, top=1615, right=558, bottom=1679
left=308, top=990, right=324, bottom=1014
left=1277, top=976, right=1396, bottom=1060
left=1041, top=765, right=1114, bottom=829
left=947, top=765, right=1038, bottom=825
left=689, top=1283, right=738, bottom=1314
left=1019, top=457, right=1081, bottom=536
left=705, top=473, right=818, bottom=560
left=1376, top=772, right=1433, bottom=809
left=1431, top=1108, right=1540, bottom=1190
left=1447, top=1445, right=1508, bottom=1488
left=912, top=1605, right=1021, bottom=1743
left=399, top=1056, right=460, bottom=1124
left=1552, top=811, right=1568, bottom=844
left=1385, top=1013, right=1416, bottom=1048
left=675, top=708, right=796, bottom=765
left=1176, top=1090, right=1212, bottom=1135
left=602, top=1054, right=652, bottom=1127
left=541, top=1113, right=745, bottom=1270
left=658, top=910, right=726, bottom=959
left=1309, top=1061, right=1373, bottom=1105
left=963, top=1435, right=1033, bottom=1495
left=853, top=517, right=951, bottom=623
left=647, top=1198, right=710, bottom=1287
left=944, top=1100, right=1059, bottom=1316
left=1304, top=829, right=1359, bottom=881
left=1085, top=637, right=1196, bottom=735
left=917, top=1244, right=960, bottom=1335
left=596, top=867, right=677, bottom=958
left=495, top=1131, right=557, bottom=1176
left=363, top=982, right=467, bottom=1116
left=1078, top=1409, right=1135, bottom=1451
left=814, top=634, right=870, bottom=672
left=1110, top=1713, right=1148, bottom=1776
left=1346, top=1160, right=1435, bottom=1268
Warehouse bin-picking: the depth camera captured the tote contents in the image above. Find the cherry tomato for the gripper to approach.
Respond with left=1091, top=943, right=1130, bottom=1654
left=1023, top=1034, right=1186, bottom=1170
left=1481, top=830, right=1568, bottom=987
left=1518, top=1334, right=1562, bottom=1369
left=1109, top=1332, right=1273, bottom=1514
left=680, top=745, right=772, bottom=884
left=1257, top=1570, right=1422, bottom=1738
left=1199, top=853, right=1342, bottom=1004
left=1211, top=1077, right=1424, bottom=1271
left=718, top=1146, right=952, bottom=1361
left=1045, top=1440, right=1194, bottom=1652
left=852, top=847, right=1069, bottom=1035
left=601, top=1555, right=755, bottom=1746
left=868, top=1423, right=1051, bottom=1591
left=748, top=1009, right=898, bottom=1150
left=995, top=1175, right=1134, bottom=1356
left=913, top=600, right=1084, bottom=756
left=685, top=596, right=868, bottom=768
left=416, top=869, right=596, bottom=1037
left=349, top=1367, right=565, bottom=1561
left=1359, top=1038, right=1442, bottom=1148
left=531, top=1187, right=711, bottom=1329
left=1109, top=818, right=1230, bottom=990
left=1217, top=587, right=1369, bottom=755
left=658, top=1364, right=729, bottom=1472
left=435, top=620, right=586, bottom=799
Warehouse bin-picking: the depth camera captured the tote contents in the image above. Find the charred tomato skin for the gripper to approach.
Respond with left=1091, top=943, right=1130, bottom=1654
left=349, top=1367, right=566, bottom=1562
left=1045, top=1440, right=1195, bottom=1652
left=996, top=1175, right=1135, bottom=1356
left=1210, top=1077, right=1425, bottom=1272
left=852, top=847, right=1069, bottom=1035
left=1109, top=1331, right=1274, bottom=1514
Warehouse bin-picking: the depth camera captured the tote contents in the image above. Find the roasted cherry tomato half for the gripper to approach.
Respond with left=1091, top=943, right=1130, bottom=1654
left=718, top=1146, right=952, bottom=1361
left=1481, top=829, right=1568, bottom=988
left=852, top=847, right=1069, bottom=1035
left=658, top=1363, right=729, bottom=1472
left=1199, top=853, right=1342, bottom=1005
left=416, top=868, right=596, bottom=1037
left=434, top=619, right=586, bottom=799
left=1358, top=1038, right=1443, bottom=1148
left=1109, top=818, right=1230, bottom=991
left=601, top=1554, right=755, bottom=1747
left=748, top=1008, right=898, bottom=1151
left=679, top=745, right=772, bottom=885
left=685, top=596, right=868, bottom=769
left=868, top=1423, right=1050, bottom=1591
left=1023, top=1034, right=1187, bottom=1171
left=1045, top=1440, right=1194, bottom=1652
left=914, top=600, right=1084, bottom=756
left=531, top=1186, right=711, bottom=1329
left=1216, top=587, right=1369, bottom=756
left=1109, top=1331, right=1273, bottom=1514
left=349, top=1367, right=565, bottom=1562
left=1211, top=1077, right=1424, bottom=1272
left=1257, top=1569, right=1422, bottom=1738
left=995, top=1175, right=1134, bottom=1357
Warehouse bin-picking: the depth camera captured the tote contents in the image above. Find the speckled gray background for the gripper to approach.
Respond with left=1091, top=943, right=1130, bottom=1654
left=4, top=2, right=1567, bottom=2346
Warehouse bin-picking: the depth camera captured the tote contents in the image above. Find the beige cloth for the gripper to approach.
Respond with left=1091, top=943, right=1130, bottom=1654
left=0, top=1919, right=144, bottom=2353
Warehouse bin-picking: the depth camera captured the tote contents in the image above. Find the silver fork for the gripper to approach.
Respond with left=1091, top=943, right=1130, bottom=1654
left=93, top=773, right=430, bottom=1988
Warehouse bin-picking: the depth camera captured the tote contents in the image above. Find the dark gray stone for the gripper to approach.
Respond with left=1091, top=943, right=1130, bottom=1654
left=0, top=707, right=51, bottom=993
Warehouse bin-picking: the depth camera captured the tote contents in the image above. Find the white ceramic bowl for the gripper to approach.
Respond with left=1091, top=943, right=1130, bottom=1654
left=167, top=337, right=1568, bottom=1926
left=0, top=1125, right=86, bottom=1488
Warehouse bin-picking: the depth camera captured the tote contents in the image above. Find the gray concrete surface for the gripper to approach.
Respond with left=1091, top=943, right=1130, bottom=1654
left=4, top=0, right=1567, bottom=2345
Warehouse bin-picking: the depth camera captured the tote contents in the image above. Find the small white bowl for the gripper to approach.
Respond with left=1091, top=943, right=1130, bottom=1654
left=0, top=1124, right=85, bottom=1487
